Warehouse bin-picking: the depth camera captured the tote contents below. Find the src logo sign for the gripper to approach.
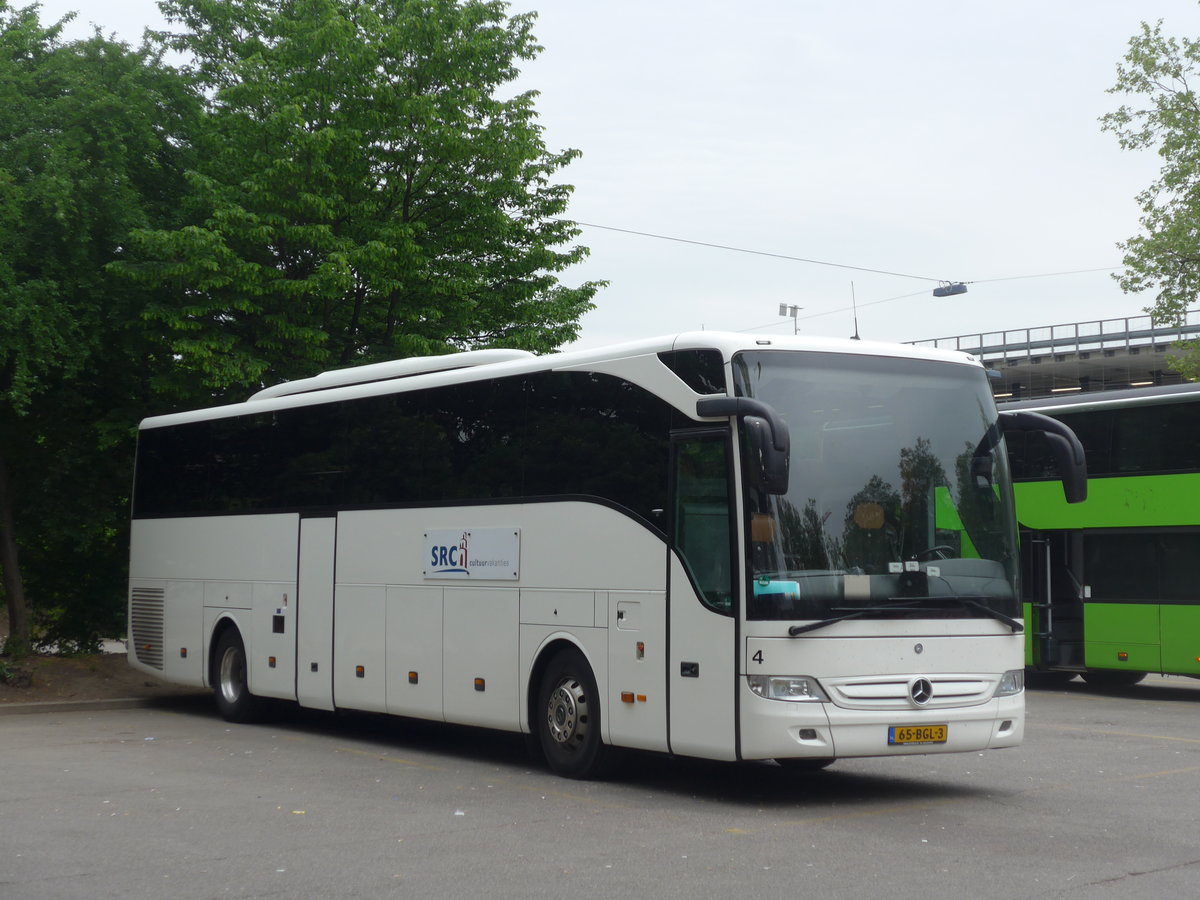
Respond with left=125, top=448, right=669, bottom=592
left=423, top=527, right=520, bottom=580
left=429, top=532, right=470, bottom=575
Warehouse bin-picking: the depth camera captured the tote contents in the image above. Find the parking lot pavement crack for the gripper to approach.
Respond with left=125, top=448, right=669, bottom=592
left=1072, top=856, right=1200, bottom=891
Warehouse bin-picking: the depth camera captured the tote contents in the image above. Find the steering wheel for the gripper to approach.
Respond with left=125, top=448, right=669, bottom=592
left=912, top=545, right=953, bottom=561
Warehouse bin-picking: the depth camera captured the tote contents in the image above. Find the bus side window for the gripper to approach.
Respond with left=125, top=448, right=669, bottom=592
left=672, top=435, right=733, bottom=614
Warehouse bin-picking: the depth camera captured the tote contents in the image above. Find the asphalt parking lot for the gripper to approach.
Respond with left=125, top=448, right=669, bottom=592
left=4, top=676, right=1199, bottom=900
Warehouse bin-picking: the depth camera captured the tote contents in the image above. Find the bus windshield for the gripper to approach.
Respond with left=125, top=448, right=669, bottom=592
left=734, top=350, right=1020, bottom=623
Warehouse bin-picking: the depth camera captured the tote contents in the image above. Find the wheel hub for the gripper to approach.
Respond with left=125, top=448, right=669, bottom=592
left=546, top=677, right=588, bottom=746
left=219, top=646, right=243, bottom=704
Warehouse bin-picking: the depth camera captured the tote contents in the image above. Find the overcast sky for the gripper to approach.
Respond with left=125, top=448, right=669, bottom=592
left=32, top=0, right=1200, bottom=349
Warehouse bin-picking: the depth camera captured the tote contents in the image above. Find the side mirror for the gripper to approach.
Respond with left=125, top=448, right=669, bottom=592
left=696, top=396, right=790, bottom=495
left=999, top=410, right=1087, bottom=503
left=743, top=415, right=790, bottom=494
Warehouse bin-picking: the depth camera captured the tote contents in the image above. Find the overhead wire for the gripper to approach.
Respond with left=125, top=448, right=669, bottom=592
left=569, top=219, right=1120, bottom=287
left=570, top=221, right=950, bottom=283
left=566, top=219, right=1125, bottom=332
left=969, top=266, right=1121, bottom=284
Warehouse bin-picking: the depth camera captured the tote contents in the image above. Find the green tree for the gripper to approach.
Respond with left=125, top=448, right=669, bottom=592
left=0, top=4, right=200, bottom=654
left=1103, top=17, right=1200, bottom=379
left=119, top=0, right=601, bottom=395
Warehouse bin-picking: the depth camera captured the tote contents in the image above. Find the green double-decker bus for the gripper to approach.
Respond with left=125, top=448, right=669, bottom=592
left=1003, top=383, right=1200, bottom=686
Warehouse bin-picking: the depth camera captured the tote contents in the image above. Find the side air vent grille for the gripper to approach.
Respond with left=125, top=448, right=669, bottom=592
left=130, top=587, right=165, bottom=670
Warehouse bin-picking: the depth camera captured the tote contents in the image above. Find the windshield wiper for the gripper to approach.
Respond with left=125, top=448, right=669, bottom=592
left=787, top=596, right=1023, bottom=636
left=939, top=596, right=1024, bottom=633
left=788, top=599, right=927, bottom=636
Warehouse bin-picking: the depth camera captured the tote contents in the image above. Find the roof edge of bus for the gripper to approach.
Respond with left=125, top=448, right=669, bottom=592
left=664, top=331, right=982, bottom=366
left=248, top=333, right=979, bottom=403
left=246, top=348, right=537, bottom=401
left=140, top=332, right=982, bottom=429
left=998, top=380, right=1200, bottom=412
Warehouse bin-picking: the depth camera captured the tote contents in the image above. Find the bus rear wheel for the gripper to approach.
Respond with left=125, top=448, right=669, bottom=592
left=213, top=628, right=266, bottom=723
left=536, top=648, right=608, bottom=779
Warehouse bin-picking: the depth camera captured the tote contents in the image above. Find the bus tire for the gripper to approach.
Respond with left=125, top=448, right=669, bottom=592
left=536, top=648, right=608, bottom=779
left=1081, top=669, right=1146, bottom=688
left=213, top=628, right=266, bottom=723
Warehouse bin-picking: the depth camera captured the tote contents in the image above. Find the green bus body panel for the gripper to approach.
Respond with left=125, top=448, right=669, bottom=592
left=1085, top=603, right=1159, bottom=644
left=1025, top=601, right=1200, bottom=674
left=1014, top=474, right=1200, bottom=530
left=1083, top=603, right=1161, bottom=673
left=1162, top=606, right=1200, bottom=676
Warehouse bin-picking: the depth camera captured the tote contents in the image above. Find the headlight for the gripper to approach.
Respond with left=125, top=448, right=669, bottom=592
left=747, top=674, right=829, bottom=702
left=996, top=669, right=1024, bottom=696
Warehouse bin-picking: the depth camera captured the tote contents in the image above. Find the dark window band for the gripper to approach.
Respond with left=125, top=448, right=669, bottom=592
left=133, top=371, right=672, bottom=527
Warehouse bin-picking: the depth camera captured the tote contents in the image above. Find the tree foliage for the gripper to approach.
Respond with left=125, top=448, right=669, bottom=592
left=118, top=0, right=600, bottom=395
left=1102, top=18, right=1200, bottom=379
left=0, top=3, right=201, bottom=653
left=1, top=0, right=598, bottom=654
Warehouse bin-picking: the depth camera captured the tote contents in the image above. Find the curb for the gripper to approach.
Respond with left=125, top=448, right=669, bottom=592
left=0, top=694, right=208, bottom=717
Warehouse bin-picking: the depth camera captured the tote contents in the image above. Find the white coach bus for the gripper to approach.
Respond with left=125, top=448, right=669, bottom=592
left=127, top=332, right=1085, bottom=778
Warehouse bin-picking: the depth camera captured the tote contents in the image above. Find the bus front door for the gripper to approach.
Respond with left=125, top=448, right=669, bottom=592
left=668, top=433, right=738, bottom=760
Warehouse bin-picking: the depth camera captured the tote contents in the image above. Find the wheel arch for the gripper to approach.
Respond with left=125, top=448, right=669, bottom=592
left=207, top=613, right=246, bottom=690
left=525, top=635, right=604, bottom=739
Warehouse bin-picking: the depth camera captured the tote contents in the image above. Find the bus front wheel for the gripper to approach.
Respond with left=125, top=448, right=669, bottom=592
left=536, top=648, right=609, bottom=779
left=213, top=628, right=266, bottom=723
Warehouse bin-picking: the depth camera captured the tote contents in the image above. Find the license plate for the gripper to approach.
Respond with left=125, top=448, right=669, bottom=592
left=888, top=724, right=948, bottom=745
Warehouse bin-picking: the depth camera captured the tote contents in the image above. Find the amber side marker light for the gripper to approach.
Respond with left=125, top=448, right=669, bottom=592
left=1117, top=652, right=1129, bottom=662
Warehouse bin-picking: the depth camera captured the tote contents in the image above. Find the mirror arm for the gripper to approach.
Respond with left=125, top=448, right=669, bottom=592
left=695, top=396, right=790, bottom=453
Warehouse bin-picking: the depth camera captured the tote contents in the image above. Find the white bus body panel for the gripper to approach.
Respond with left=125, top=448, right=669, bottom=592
left=161, top=580, right=204, bottom=685
left=128, top=514, right=300, bottom=690
left=333, top=583, right=387, bottom=712
left=333, top=502, right=667, bottom=741
left=296, top=517, right=336, bottom=710
left=443, top=587, right=520, bottom=729
left=250, top=581, right=296, bottom=699
left=668, top=555, right=737, bottom=761
left=601, top=590, right=668, bottom=752
left=385, top=585, right=444, bottom=720
left=130, top=514, right=298, bottom=582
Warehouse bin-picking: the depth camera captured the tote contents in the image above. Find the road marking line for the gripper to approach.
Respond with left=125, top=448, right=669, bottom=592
left=1039, top=723, right=1200, bottom=745
left=336, top=746, right=445, bottom=771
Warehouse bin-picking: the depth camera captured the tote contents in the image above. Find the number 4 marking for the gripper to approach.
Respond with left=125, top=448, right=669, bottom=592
left=752, top=650, right=764, bottom=665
